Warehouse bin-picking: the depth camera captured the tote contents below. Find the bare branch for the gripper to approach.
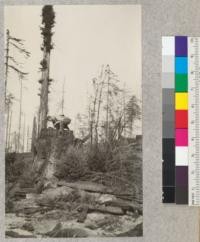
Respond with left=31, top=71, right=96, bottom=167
left=9, top=36, right=24, bottom=43
left=8, top=64, right=28, bottom=76
left=10, top=42, right=30, bottom=58
left=7, top=56, right=23, bottom=66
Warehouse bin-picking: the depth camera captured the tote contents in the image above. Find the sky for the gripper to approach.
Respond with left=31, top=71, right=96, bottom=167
left=4, top=5, right=141, bottom=149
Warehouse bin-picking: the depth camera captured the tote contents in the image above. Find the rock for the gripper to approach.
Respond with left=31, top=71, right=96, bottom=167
left=7, top=182, right=21, bottom=199
left=85, top=213, right=108, bottom=230
left=42, top=209, right=67, bottom=220
left=116, top=222, right=143, bottom=237
left=20, top=207, right=45, bottom=215
left=45, top=222, right=62, bottom=236
left=50, top=228, right=89, bottom=238
left=6, top=213, right=26, bottom=227
left=45, top=222, right=89, bottom=238
left=6, top=199, right=14, bottom=213
left=43, top=178, right=58, bottom=190
left=22, top=222, right=34, bottom=232
left=113, top=215, right=143, bottom=236
left=77, top=205, right=88, bottom=223
left=6, top=229, right=35, bottom=238
left=97, top=194, right=116, bottom=204
left=26, top=193, right=37, bottom=199
left=32, top=219, right=60, bottom=235
left=14, top=197, right=39, bottom=212
left=36, top=186, right=73, bottom=206
left=85, top=212, right=143, bottom=236
left=42, top=186, right=73, bottom=200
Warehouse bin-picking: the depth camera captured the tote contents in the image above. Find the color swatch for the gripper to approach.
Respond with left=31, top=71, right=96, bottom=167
left=162, top=36, right=200, bottom=206
left=175, top=36, right=188, bottom=204
left=162, top=36, right=189, bottom=204
left=162, top=37, right=175, bottom=203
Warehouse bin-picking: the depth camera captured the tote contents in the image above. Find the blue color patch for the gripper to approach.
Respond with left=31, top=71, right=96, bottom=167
left=175, top=57, right=188, bottom=74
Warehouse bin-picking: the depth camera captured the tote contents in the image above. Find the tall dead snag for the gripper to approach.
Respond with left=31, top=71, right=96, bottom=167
left=5, top=30, right=30, bottom=152
left=38, top=5, right=55, bottom=134
left=31, top=117, right=37, bottom=153
left=5, top=29, right=30, bottom=99
left=26, top=126, right=30, bottom=152
left=95, top=65, right=105, bottom=145
left=5, top=94, right=14, bottom=152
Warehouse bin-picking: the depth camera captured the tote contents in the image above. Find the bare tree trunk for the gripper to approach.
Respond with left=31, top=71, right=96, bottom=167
left=5, top=30, right=10, bottom=99
left=31, top=116, right=37, bottom=153
left=39, top=49, right=50, bottom=132
left=129, top=121, right=133, bottom=137
left=95, top=65, right=105, bottom=145
left=38, top=5, right=55, bottom=135
left=123, top=84, right=126, bottom=137
left=61, top=78, right=65, bottom=115
left=88, top=100, right=93, bottom=146
left=14, top=132, right=17, bottom=153
left=8, top=110, right=12, bottom=152
left=26, top=126, right=29, bottom=152
left=106, top=74, right=110, bottom=141
left=91, top=82, right=99, bottom=145
left=18, top=74, right=23, bottom=152
left=22, top=114, right=26, bottom=153
left=5, top=102, right=10, bottom=152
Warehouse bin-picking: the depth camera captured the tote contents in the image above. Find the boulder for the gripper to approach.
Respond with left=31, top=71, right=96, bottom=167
left=6, top=229, right=35, bottom=238
left=42, top=186, right=73, bottom=200
left=22, top=222, right=34, bottom=232
left=97, top=194, right=116, bottom=204
left=36, top=186, right=73, bottom=207
left=85, top=212, right=108, bottom=230
left=45, top=222, right=90, bottom=238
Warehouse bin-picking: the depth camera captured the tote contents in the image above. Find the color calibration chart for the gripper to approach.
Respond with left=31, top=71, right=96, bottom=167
left=162, top=36, right=200, bottom=205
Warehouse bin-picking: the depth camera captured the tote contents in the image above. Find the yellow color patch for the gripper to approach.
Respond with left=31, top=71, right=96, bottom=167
left=175, top=93, right=188, bottom=110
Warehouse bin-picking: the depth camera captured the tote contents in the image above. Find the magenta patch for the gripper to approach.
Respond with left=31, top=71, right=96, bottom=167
left=175, top=129, right=188, bottom=146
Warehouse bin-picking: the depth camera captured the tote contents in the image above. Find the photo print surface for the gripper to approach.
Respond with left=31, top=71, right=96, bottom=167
left=5, top=5, right=142, bottom=238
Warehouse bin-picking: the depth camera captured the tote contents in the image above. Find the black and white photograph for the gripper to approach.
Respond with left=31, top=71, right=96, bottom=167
left=5, top=5, right=142, bottom=238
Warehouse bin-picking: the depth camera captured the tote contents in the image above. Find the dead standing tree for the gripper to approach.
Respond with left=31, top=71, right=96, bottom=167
left=31, top=116, right=37, bottom=153
left=88, top=65, right=122, bottom=147
left=5, top=30, right=30, bottom=152
left=5, top=29, right=30, bottom=99
left=88, top=65, right=141, bottom=148
left=38, top=5, right=55, bottom=134
left=95, top=65, right=105, bottom=145
left=5, top=94, right=14, bottom=152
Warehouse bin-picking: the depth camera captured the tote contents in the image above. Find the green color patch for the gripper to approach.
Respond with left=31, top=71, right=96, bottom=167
left=175, top=74, right=188, bottom=92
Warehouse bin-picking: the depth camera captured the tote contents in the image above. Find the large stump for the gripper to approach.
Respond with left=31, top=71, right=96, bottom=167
left=32, top=128, right=75, bottom=191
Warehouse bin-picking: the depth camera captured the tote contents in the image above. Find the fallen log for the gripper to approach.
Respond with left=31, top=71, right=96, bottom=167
left=6, top=230, right=36, bottom=238
left=88, top=205, right=124, bottom=215
left=58, top=181, right=112, bottom=194
left=16, top=206, right=50, bottom=215
left=77, top=204, right=124, bottom=217
left=104, top=199, right=142, bottom=215
left=58, top=181, right=137, bottom=198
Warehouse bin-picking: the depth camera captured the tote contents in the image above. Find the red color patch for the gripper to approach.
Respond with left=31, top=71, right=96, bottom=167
left=175, top=110, right=188, bottom=128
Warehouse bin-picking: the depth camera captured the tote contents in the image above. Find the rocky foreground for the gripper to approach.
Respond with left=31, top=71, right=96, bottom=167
left=6, top=181, right=142, bottom=238
left=6, top=131, right=142, bottom=238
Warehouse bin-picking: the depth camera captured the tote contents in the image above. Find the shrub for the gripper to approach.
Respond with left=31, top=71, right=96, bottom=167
left=86, top=143, right=112, bottom=172
left=55, top=145, right=88, bottom=181
left=5, top=153, right=25, bottom=182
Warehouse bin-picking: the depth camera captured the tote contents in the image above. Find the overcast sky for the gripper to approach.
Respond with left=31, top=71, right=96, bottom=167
left=5, top=5, right=141, bottom=144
